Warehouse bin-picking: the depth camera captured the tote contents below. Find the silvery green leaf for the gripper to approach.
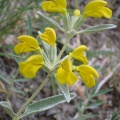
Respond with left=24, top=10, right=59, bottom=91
left=37, top=11, right=64, bottom=32
left=87, top=100, right=104, bottom=109
left=69, top=16, right=79, bottom=30
left=14, top=78, right=31, bottom=82
left=20, top=93, right=75, bottom=118
left=41, top=49, right=51, bottom=65
left=76, top=24, right=117, bottom=34
left=82, top=114, right=98, bottom=120
left=0, top=101, right=17, bottom=118
left=12, top=87, right=26, bottom=95
left=50, top=46, right=57, bottom=63
left=0, top=72, right=11, bottom=84
left=73, top=17, right=85, bottom=30
left=94, top=88, right=112, bottom=97
left=63, top=13, right=70, bottom=30
left=57, top=82, right=71, bottom=103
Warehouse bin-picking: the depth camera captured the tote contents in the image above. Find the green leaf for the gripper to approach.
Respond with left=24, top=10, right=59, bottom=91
left=37, top=11, right=64, bottom=32
left=82, top=114, right=98, bottom=120
left=0, top=101, right=17, bottom=118
left=27, top=15, right=33, bottom=36
left=73, top=17, right=85, bottom=30
left=87, top=100, right=104, bottom=109
left=76, top=24, right=117, bottom=34
left=20, top=93, right=75, bottom=118
left=50, top=46, right=57, bottom=63
left=12, top=87, right=26, bottom=95
left=94, top=88, right=112, bottom=97
left=57, top=82, right=70, bottom=102
left=0, top=72, right=11, bottom=85
left=14, top=78, right=31, bottom=82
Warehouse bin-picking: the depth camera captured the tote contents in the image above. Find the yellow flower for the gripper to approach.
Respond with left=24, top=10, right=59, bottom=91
left=19, top=55, right=44, bottom=78
left=74, top=9, right=81, bottom=17
left=42, top=0, right=67, bottom=15
left=14, top=35, right=41, bottom=54
left=70, top=45, right=88, bottom=64
left=82, top=0, right=112, bottom=18
left=39, top=27, right=56, bottom=46
left=56, top=58, right=78, bottom=85
left=76, top=65, right=99, bottom=88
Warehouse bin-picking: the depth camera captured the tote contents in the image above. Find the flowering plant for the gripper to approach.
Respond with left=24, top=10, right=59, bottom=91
left=0, top=0, right=116, bottom=120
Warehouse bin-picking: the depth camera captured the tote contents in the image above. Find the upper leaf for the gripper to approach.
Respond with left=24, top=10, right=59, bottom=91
left=76, top=24, right=117, bottom=34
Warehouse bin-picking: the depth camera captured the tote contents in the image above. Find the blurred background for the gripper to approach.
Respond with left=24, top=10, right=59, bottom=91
left=0, top=0, right=120, bottom=119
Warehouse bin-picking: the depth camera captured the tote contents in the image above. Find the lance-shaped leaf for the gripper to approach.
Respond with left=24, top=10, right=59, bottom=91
left=57, top=82, right=70, bottom=102
left=50, top=46, right=57, bottom=62
left=20, top=93, right=75, bottom=118
left=37, top=11, right=64, bottom=32
left=76, top=24, right=117, bottom=34
left=0, top=101, right=17, bottom=118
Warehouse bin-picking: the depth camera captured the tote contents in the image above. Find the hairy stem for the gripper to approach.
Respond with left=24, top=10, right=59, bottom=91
left=17, top=73, right=51, bottom=117
left=56, top=36, right=70, bottom=62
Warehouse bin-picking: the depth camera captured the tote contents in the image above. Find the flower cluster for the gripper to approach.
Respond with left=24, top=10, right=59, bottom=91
left=14, top=28, right=98, bottom=88
left=56, top=46, right=99, bottom=88
left=14, top=27, right=56, bottom=78
left=14, top=0, right=112, bottom=88
left=42, top=0, right=112, bottom=18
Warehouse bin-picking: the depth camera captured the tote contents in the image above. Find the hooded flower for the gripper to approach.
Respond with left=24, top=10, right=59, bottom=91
left=56, top=58, right=78, bottom=85
left=42, top=0, right=67, bottom=15
left=70, top=45, right=88, bottom=64
left=19, top=55, right=44, bottom=78
left=14, top=35, right=41, bottom=54
left=75, top=65, right=99, bottom=88
left=82, top=0, right=112, bottom=18
left=39, top=27, right=56, bottom=46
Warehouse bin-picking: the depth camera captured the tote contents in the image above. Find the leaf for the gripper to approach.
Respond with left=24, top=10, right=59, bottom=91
left=77, top=24, right=117, bottom=34
left=0, top=72, right=11, bottom=85
left=94, top=88, right=112, bottom=97
left=21, top=93, right=75, bottom=118
left=27, top=15, right=33, bottom=36
left=37, top=11, right=64, bottom=32
left=73, top=17, right=85, bottom=30
left=50, top=46, right=57, bottom=63
left=14, top=78, right=31, bottom=82
left=57, top=82, right=70, bottom=102
left=87, top=100, right=104, bottom=109
left=12, top=87, right=26, bottom=95
left=0, top=101, right=17, bottom=118
left=82, top=113, right=98, bottom=120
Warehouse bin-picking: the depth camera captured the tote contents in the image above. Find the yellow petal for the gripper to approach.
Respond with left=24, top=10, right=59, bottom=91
left=42, top=0, right=67, bottom=14
left=83, top=0, right=112, bottom=18
left=77, top=65, right=99, bottom=78
left=56, top=58, right=78, bottom=85
left=84, top=0, right=107, bottom=11
left=67, top=72, right=78, bottom=85
left=19, top=55, right=44, bottom=78
left=14, top=35, right=40, bottom=54
left=61, top=58, right=72, bottom=72
left=70, top=45, right=88, bottom=64
left=54, top=0, right=67, bottom=9
left=39, top=27, right=56, bottom=46
left=75, top=65, right=99, bottom=88
left=56, top=67, right=68, bottom=84
left=56, top=67, right=78, bottom=85
left=79, top=71, right=95, bottom=88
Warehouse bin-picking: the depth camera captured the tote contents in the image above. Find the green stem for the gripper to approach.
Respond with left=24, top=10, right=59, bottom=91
left=56, top=37, right=70, bottom=62
left=79, top=96, right=91, bottom=119
left=17, top=73, right=51, bottom=117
